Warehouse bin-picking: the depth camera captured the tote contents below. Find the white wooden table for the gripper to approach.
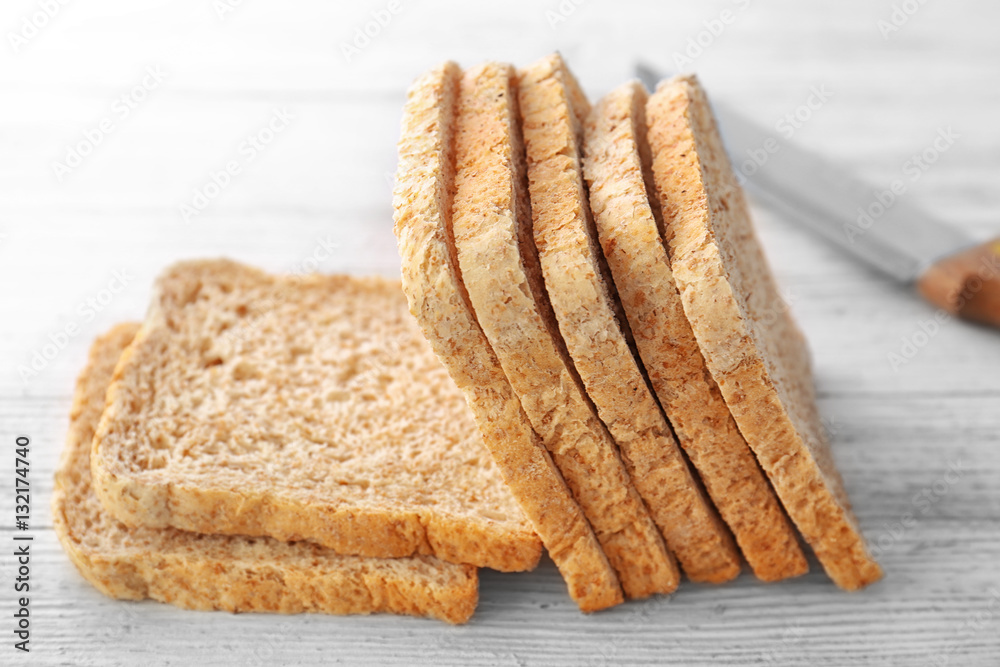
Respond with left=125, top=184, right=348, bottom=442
left=2, top=1, right=999, bottom=664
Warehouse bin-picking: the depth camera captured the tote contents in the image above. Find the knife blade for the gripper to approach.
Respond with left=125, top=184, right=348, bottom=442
left=635, top=63, right=1000, bottom=327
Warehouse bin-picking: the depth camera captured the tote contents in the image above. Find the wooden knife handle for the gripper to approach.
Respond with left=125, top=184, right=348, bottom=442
left=916, top=237, right=1000, bottom=327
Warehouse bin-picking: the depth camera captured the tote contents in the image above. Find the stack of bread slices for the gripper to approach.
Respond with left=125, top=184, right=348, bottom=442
left=54, top=53, right=880, bottom=625
left=392, top=53, right=882, bottom=611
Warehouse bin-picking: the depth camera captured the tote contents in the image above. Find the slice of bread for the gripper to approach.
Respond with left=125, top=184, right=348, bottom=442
left=449, top=58, right=678, bottom=599
left=91, top=261, right=542, bottom=574
left=55, top=323, right=478, bottom=624
left=646, top=75, right=882, bottom=590
left=392, top=61, right=623, bottom=611
left=518, top=54, right=741, bottom=585
left=583, top=80, right=808, bottom=582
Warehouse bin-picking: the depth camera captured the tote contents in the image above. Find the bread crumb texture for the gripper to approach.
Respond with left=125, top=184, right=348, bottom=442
left=522, top=53, right=753, bottom=587
left=55, top=322, right=478, bottom=624
left=451, top=56, right=678, bottom=599
left=646, top=75, right=882, bottom=590
left=583, top=80, right=807, bottom=583
left=392, top=61, right=623, bottom=612
left=90, top=260, right=540, bottom=574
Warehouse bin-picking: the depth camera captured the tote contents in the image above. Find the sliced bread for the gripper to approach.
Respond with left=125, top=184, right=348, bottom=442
left=392, top=61, right=623, bottom=611
left=90, top=261, right=542, bottom=574
left=55, top=322, right=478, bottom=624
left=583, top=80, right=808, bottom=582
left=645, top=74, right=882, bottom=590
left=450, top=59, right=679, bottom=599
left=518, top=53, right=741, bottom=585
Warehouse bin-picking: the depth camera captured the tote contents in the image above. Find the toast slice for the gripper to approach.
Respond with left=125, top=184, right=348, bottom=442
left=583, top=80, right=808, bottom=582
left=450, top=59, right=679, bottom=599
left=392, top=61, right=623, bottom=611
left=91, top=261, right=542, bottom=574
left=55, top=323, right=478, bottom=624
left=518, top=54, right=740, bottom=585
left=645, top=74, right=882, bottom=590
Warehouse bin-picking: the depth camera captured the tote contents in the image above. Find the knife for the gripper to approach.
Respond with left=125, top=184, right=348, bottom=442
left=636, top=63, right=1000, bottom=328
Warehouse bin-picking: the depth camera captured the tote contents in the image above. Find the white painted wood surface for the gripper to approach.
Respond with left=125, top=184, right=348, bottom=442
left=2, top=1, right=999, bottom=664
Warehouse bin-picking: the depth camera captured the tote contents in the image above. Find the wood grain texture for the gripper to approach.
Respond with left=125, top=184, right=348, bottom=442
left=2, top=0, right=999, bottom=664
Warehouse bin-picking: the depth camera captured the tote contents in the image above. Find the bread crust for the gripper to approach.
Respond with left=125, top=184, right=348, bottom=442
left=583, top=80, right=808, bottom=582
left=646, top=75, right=882, bottom=591
left=392, top=61, right=623, bottom=611
left=55, top=323, right=478, bottom=624
left=518, top=54, right=743, bottom=586
left=448, top=57, right=680, bottom=598
left=91, top=261, right=541, bottom=574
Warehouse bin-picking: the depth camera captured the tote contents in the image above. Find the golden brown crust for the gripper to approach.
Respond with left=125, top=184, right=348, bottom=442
left=392, top=61, right=623, bottom=611
left=450, top=58, right=679, bottom=598
left=517, top=54, right=739, bottom=586
left=646, top=75, right=882, bottom=591
left=90, top=261, right=540, bottom=574
left=583, top=80, right=808, bottom=582
left=54, top=323, right=478, bottom=624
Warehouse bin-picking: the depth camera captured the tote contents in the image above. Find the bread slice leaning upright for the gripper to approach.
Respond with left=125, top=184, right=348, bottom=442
left=91, top=260, right=541, bottom=574
left=55, top=322, right=478, bottom=624
left=516, top=54, right=741, bottom=584
left=392, top=61, right=623, bottom=611
left=645, top=74, right=882, bottom=590
left=448, top=60, right=682, bottom=599
left=583, top=80, right=808, bottom=582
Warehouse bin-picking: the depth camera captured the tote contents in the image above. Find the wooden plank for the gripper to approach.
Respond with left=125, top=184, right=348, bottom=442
left=2, top=0, right=999, bottom=663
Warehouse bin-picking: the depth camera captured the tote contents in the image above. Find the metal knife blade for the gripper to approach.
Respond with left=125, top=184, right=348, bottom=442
left=635, top=63, right=974, bottom=284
